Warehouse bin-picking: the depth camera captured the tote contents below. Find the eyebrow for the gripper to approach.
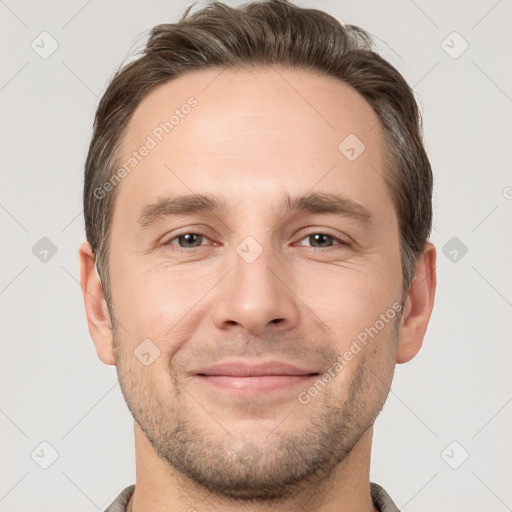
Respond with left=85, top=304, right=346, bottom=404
left=136, top=192, right=374, bottom=230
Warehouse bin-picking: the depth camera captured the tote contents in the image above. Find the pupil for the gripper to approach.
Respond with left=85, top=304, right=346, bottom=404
left=312, top=234, right=330, bottom=247
left=178, top=234, right=332, bottom=248
left=181, top=233, right=200, bottom=247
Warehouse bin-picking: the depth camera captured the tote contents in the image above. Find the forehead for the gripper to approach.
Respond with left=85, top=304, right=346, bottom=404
left=114, top=65, right=390, bottom=224
left=123, top=65, right=382, bottom=153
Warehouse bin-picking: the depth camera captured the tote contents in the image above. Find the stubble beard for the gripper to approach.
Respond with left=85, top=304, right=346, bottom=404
left=112, top=316, right=399, bottom=503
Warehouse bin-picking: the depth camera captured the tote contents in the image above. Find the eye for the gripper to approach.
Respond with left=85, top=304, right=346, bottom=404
left=163, top=231, right=348, bottom=251
left=296, top=232, right=348, bottom=249
left=165, top=232, right=212, bottom=249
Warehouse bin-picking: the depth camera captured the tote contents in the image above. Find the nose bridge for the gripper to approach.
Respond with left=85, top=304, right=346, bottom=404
left=234, top=234, right=279, bottom=302
left=211, top=232, right=300, bottom=335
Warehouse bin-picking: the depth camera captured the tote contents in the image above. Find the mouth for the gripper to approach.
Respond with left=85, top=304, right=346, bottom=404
left=193, top=360, right=320, bottom=394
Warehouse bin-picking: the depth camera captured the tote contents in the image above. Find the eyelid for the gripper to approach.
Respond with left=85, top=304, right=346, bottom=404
left=294, top=229, right=350, bottom=248
left=163, top=227, right=350, bottom=251
left=164, top=228, right=217, bottom=248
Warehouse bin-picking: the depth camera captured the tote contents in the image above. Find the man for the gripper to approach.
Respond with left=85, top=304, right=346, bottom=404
left=79, top=1, right=436, bottom=510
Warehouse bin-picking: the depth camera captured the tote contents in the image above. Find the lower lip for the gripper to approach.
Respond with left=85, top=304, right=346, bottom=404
left=196, top=374, right=318, bottom=393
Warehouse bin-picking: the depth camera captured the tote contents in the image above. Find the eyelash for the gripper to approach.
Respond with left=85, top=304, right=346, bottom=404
left=163, top=230, right=349, bottom=251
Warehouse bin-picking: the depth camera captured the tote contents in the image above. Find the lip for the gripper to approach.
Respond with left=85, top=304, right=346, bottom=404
left=194, top=360, right=317, bottom=377
left=193, top=360, right=319, bottom=393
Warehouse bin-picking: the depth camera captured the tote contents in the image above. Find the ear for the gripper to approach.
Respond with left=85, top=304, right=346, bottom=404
left=396, top=242, right=437, bottom=364
left=79, top=242, right=115, bottom=365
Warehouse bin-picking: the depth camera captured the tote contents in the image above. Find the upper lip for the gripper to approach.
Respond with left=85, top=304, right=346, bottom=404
left=194, top=360, right=319, bottom=377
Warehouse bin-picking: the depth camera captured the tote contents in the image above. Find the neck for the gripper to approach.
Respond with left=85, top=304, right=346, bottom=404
left=128, top=423, right=378, bottom=512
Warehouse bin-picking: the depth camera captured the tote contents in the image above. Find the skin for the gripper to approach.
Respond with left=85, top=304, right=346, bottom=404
left=79, top=66, right=436, bottom=512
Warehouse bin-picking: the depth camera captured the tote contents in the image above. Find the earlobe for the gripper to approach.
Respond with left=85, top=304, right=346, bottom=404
left=396, top=242, right=437, bottom=364
left=78, top=242, right=116, bottom=365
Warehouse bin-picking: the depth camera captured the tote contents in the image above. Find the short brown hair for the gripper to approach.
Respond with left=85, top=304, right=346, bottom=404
left=84, top=0, right=433, bottom=307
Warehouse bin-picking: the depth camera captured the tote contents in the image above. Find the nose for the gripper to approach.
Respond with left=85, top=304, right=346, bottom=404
left=211, top=240, right=301, bottom=337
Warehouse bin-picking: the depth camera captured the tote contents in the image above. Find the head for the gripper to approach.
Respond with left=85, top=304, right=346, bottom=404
left=80, top=0, right=436, bottom=503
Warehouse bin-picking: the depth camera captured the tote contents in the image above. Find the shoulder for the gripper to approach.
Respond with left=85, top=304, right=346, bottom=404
left=104, top=484, right=135, bottom=512
left=370, top=481, right=401, bottom=512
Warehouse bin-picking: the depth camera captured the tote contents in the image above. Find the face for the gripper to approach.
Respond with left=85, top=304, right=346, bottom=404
left=107, top=66, right=405, bottom=501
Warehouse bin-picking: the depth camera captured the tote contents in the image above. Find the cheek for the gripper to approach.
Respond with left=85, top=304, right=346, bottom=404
left=291, top=259, right=401, bottom=349
left=325, top=315, right=398, bottom=409
left=110, top=263, right=216, bottom=356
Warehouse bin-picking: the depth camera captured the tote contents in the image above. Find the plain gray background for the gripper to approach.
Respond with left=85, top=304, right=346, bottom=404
left=1, top=0, right=511, bottom=510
